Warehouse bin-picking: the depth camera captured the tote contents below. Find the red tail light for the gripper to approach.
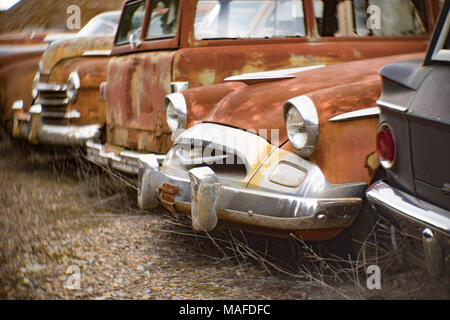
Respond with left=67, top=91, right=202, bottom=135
left=376, top=124, right=395, bottom=168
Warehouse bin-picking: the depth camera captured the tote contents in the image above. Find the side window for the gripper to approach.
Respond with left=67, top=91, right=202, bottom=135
left=194, top=0, right=305, bottom=40
left=116, top=0, right=146, bottom=45
left=146, top=0, right=180, bottom=39
left=353, top=0, right=428, bottom=36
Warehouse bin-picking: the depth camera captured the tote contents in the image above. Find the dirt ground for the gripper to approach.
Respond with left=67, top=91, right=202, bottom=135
left=0, top=127, right=449, bottom=300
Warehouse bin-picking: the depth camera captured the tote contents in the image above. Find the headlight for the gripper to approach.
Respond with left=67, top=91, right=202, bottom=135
left=66, top=72, right=80, bottom=103
left=31, top=72, right=40, bottom=99
left=283, top=95, right=319, bottom=158
left=164, top=92, right=187, bottom=132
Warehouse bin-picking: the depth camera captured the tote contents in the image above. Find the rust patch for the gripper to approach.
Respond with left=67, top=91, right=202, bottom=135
left=364, top=151, right=380, bottom=176
left=293, top=228, right=344, bottom=242
left=159, top=183, right=179, bottom=214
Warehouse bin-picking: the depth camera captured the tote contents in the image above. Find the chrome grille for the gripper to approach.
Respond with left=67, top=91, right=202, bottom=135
left=35, top=82, right=69, bottom=125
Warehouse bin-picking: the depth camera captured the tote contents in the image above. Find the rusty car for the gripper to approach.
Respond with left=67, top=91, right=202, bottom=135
left=136, top=52, right=425, bottom=259
left=10, top=10, right=121, bottom=146
left=366, top=0, right=449, bottom=276
left=86, top=0, right=438, bottom=175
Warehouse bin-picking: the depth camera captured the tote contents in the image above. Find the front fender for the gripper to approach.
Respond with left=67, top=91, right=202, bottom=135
left=292, top=77, right=382, bottom=185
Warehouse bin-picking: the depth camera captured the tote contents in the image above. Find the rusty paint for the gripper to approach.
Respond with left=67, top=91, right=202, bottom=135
left=158, top=183, right=179, bottom=213
left=364, top=152, right=380, bottom=177
left=181, top=81, right=248, bottom=128
left=39, top=36, right=113, bottom=74
left=293, top=229, right=344, bottom=242
left=106, top=51, right=175, bottom=153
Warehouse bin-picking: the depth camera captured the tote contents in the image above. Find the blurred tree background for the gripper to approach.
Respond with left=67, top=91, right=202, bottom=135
left=0, top=0, right=124, bottom=33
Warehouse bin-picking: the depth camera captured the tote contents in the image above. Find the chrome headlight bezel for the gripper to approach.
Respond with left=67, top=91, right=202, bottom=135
left=66, top=71, right=80, bottom=103
left=31, top=72, right=40, bottom=99
left=164, top=92, right=187, bottom=132
left=283, top=95, right=319, bottom=158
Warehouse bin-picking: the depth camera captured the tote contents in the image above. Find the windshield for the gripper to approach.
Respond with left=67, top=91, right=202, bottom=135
left=194, top=0, right=305, bottom=40
left=77, top=12, right=121, bottom=37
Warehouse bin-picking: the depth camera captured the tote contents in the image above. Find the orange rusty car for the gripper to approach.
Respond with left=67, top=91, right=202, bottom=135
left=10, top=11, right=121, bottom=146
left=137, top=52, right=424, bottom=256
left=86, top=0, right=439, bottom=175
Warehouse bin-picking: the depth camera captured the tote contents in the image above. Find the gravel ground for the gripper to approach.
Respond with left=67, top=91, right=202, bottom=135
left=0, top=128, right=449, bottom=300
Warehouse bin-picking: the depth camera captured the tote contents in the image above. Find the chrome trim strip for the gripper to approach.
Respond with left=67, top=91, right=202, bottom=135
left=38, top=124, right=101, bottom=146
left=224, top=65, right=325, bottom=82
left=328, top=107, right=380, bottom=122
left=36, top=98, right=69, bottom=106
left=36, top=83, right=66, bottom=92
left=376, top=99, right=407, bottom=112
left=40, top=110, right=80, bottom=119
left=366, top=180, right=450, bottom=234
left=11, top=100, right=23, bottom=110
left=81, top=49, right=112, bottom=57
left=86, top=141, right=166, bottom=175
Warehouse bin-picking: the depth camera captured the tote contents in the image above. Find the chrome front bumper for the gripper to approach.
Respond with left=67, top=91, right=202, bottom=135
left=137, top=123, right=367, bottom=237
left=140, top=158, right=363, bottom=235
left=86, top=140, right=166, bottom=175
left=366, top=180, right=449, bottom=275
left=12, top=101, right=101, bottom=146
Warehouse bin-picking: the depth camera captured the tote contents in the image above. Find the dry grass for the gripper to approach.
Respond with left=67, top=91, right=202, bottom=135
left=0, top=125, right=448, bottom=299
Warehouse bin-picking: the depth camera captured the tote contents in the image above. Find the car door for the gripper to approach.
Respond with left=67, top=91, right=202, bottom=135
left=107, top=0, right=181, bottom=154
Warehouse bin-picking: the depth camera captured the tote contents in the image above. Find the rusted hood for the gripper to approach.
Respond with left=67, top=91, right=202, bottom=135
left=203, top=53, right=424, bottom=146
left=39, top=35, right=113, bottom=74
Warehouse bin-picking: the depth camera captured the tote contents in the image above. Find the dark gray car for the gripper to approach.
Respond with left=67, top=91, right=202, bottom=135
left=366, top=0, right=450, bottom=276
